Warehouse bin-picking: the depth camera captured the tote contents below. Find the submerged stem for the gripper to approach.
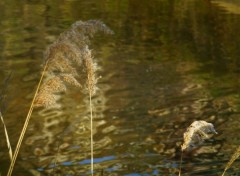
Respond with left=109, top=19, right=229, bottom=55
left=7, top=61, right=49, bottom=176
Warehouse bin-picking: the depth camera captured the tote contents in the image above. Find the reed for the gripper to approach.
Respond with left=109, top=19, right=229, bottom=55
left=7, top=20, right=112, bottom=176
left=179, top=121, right=217, bottom=176
left=222, top=146, right=240, bottom=176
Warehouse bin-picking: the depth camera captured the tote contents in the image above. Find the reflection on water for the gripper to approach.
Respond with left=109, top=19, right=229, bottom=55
left=0, top=0, right=240, bottom=175
left=212, top=0, right=240, bottom=15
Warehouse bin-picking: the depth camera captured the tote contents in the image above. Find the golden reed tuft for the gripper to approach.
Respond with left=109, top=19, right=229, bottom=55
left=34, top=20, right=113, bottom=108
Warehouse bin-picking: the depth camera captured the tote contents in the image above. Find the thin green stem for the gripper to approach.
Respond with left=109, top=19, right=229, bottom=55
left=7, top=61, right=49, bottom=176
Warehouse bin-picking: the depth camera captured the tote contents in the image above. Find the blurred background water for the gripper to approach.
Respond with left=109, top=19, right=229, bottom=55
left=0, top=0, right=240, bottom=175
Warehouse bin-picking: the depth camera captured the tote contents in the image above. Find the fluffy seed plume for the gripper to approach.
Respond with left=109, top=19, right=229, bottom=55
left=222, top=146, right=240, bottom=176
left=41, top=76, right=67, bottom=93
left=34, top=91, right=59, bottom=108
left=48, top=53, right=78, bottom=75
left=45, top=42, right=83, bottom=66
left=33, top=20, right=112, bottom=108
left=181, top=120, right=217, bottom=151
left=60, top=73, right=82, bottom=88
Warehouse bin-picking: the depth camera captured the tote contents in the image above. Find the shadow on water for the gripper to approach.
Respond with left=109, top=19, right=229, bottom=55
left=0, top=0, right=240, bottom=175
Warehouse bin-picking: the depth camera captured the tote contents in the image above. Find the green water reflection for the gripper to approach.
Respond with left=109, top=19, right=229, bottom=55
left=0, top=0, right=240, bottom=175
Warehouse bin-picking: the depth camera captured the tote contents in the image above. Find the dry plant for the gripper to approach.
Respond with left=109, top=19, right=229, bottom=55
left=84, top=48, right=96, bottom=175
left=7, top=20, right=113, bottom=176
left=222, top=146, right=240, bottom=176
left=179, top=120, right=217, bottom=176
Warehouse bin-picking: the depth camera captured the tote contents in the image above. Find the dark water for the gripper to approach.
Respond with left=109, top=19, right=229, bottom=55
left=0, top=0, right=240, bottom=175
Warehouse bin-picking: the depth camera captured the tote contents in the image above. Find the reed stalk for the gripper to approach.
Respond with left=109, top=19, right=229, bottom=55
left=84, top=50, right=97, bottom=175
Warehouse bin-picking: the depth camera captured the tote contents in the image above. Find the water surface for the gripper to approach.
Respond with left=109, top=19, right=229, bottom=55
left=0, top=0, right=240, bottom=175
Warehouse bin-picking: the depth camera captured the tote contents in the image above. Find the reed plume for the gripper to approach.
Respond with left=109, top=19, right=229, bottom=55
left=179, top=121, right=217, bottom=176
left=222, top=146, right=240, bottom=176
left=7, top=20, right=112, bottom=176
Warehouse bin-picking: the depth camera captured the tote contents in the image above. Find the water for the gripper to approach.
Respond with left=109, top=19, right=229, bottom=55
left=0, top=0, right=240, bottom=175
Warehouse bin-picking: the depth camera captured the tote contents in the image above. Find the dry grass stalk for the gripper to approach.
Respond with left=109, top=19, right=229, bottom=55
left=222, top=146, right=240, bottom=176
left=179, top=121, right=217, bottom=176
left=7, top=20, right=112, bottom=176
left=0, top=111, right=12, bottom=161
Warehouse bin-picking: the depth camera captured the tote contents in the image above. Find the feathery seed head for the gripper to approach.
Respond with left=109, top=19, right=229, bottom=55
left=35, top=20, right=112, bottom=108
left=34, top=91, right=59, bottom=108
left=41, top=76, right=67, bottom=93
left=60, top=74, right=81, bottom=88
left=48, top=53, right=78, bottom=75
left=84, top=47, right=97, bottom=95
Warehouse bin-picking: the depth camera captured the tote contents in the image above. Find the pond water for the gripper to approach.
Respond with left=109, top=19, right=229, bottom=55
left=0, top=0, right=240, bottom=175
